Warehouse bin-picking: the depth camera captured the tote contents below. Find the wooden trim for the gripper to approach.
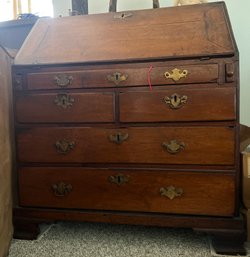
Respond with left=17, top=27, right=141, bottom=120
left=14, top=207, right=245, bottom=231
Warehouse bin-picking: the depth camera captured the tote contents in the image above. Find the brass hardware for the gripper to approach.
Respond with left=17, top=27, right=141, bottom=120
left=114, top=12, right=133, bottom=19
left=162, top=140, right=185, bottom=154
left=164, top=93, right=187, bottom=109
left=54, top=94, right=75, bottom=109
left=54, top=74, right=73, bottom=87
left=55, top=139, right=75, bottom=154
left=52, top=182, right=72, bottom=197
left=109, top=132, right=129, bottom=144
left=107, top=72, right=128, bottom=85
left=108, top=174, right=129, bottom=185
left=160, top=186, right=183, bottom=200
left=164, top=68, right=188, bottom=82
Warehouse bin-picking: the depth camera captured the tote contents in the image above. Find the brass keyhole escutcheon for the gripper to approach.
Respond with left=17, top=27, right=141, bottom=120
left=108, top=174, right=129, bottom=185
left=54, top=94, right=75, bottom=109
left=55, top=139, right=75, bottom=154
left=164, top=68, right=188, bottom=82
left=109, top=132, right=129, bottom=144
left=107, top=72, right=128, bottom=85
left=114, top=12, right=133, bottom=19
left=52, top=182, right=72, bottom=197
left=162, top=140, right=185, bottom=154
left=160, top=186, right=183, bottom=200
left=164, top=93, right=187, bottom=109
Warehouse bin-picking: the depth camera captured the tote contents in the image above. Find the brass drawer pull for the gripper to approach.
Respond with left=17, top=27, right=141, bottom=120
left=52, top=182, right=72, bottom=197
left=55, top=139, right=75, bottom=154
left=54, top=74, right=73, bottom=87
left=160, top=186, right=183, bottom=200
left=164, top=93, right=187, bottom=109
left=162, top=140, right=185, bottom=154
left=54, top=94, right=75, bottom=109
left=107, top=72, right=128, bottom=85
left=108, top=174, right=129, bottom=185
left=109, top=132, right=129, bottom=144
left=164, top=68, right=188, bottom=82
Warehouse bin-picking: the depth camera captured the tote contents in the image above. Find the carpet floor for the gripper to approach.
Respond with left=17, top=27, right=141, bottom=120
left=8, top=222, right=250, bottom=257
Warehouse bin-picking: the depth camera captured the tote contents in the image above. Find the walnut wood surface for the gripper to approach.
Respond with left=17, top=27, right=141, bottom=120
left=120, top=86, right=236, bottom=122
left=14, top=3, right=235, bottom=65
left=17, top=126, right=235, bottom=165
left=11, top=2, right=243, bottom=253
left=25, top=63, right=219, bottom=90
left=15, top=92, right=115, bottom=123
left=18, top=167, right=235, bottom=216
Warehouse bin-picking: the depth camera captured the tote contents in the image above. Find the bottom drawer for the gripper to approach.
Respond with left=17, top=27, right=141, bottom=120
left=19, top=167, right=235, bottom=217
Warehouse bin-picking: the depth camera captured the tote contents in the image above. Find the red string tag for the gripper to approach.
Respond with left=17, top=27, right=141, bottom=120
left=148, top=65, right=153, bottom=91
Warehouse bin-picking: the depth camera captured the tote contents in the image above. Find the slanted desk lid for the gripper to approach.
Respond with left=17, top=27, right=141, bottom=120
left=15, top=2, right=236, bottom=65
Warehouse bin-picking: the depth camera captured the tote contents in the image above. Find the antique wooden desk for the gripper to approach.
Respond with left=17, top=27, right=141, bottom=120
left=12, top=2, right=245, bottom=254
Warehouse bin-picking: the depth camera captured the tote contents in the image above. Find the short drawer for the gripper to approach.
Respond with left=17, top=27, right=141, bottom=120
left=15, top=92, right=115, bottom=123
left=18, top=167, right=235, bottom=217
left=120, top=86, right=236, bottom=122
left=26, top=63, right=219, bottom=90
left=17, top=126, right=235, bottom=165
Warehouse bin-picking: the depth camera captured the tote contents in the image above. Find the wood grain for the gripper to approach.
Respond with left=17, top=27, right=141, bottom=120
left=120, top=86, right=236, bottom=122
left=14, top=3, right=235, bottom=65
left=17, top=126, right=235, bottom=165
left=18, top=167, right=235, bottom=216
left=15, top=92, right=115, bottom=123
left=25, top=63, right=219, bottom=90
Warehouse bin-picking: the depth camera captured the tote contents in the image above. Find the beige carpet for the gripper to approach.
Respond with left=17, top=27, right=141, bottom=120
left=8, top=222, right=250, bottom=257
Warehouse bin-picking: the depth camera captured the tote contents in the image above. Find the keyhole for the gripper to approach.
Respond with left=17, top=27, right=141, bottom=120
left=117, top=175, right=121, bottom=184
left=115, top=74, right=119, bottom=81
left=117, top=133, right=121, bottom=143
left=173, top=95, right=177, bottom=103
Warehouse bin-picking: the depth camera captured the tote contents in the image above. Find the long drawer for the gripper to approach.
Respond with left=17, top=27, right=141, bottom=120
left=26, top=63, right=219, bottom=90
left=120, top=87, right=236, bottom=122
left=15, top=92, right=115, bottom=123
left=17, top=126, right=235, bottom=165
left=18, top=167, right=235, bottom=216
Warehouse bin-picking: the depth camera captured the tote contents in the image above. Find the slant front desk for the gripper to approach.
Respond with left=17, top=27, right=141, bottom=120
left=12, top=2, right=245, bottom=254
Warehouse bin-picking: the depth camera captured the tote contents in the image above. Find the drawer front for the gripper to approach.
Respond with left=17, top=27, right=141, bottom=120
left=120, top=87, right=236, bottom=122
left=15, top=92, right=115, bottom=123
left=17, top=126, right=235, bottom=165
left=19, top=167, right=235, bottom=217
left=26, top=64, right=218, bottom=90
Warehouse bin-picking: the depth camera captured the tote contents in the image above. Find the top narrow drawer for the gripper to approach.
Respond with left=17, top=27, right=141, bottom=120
left=26, top=64, right=219, bottom=90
